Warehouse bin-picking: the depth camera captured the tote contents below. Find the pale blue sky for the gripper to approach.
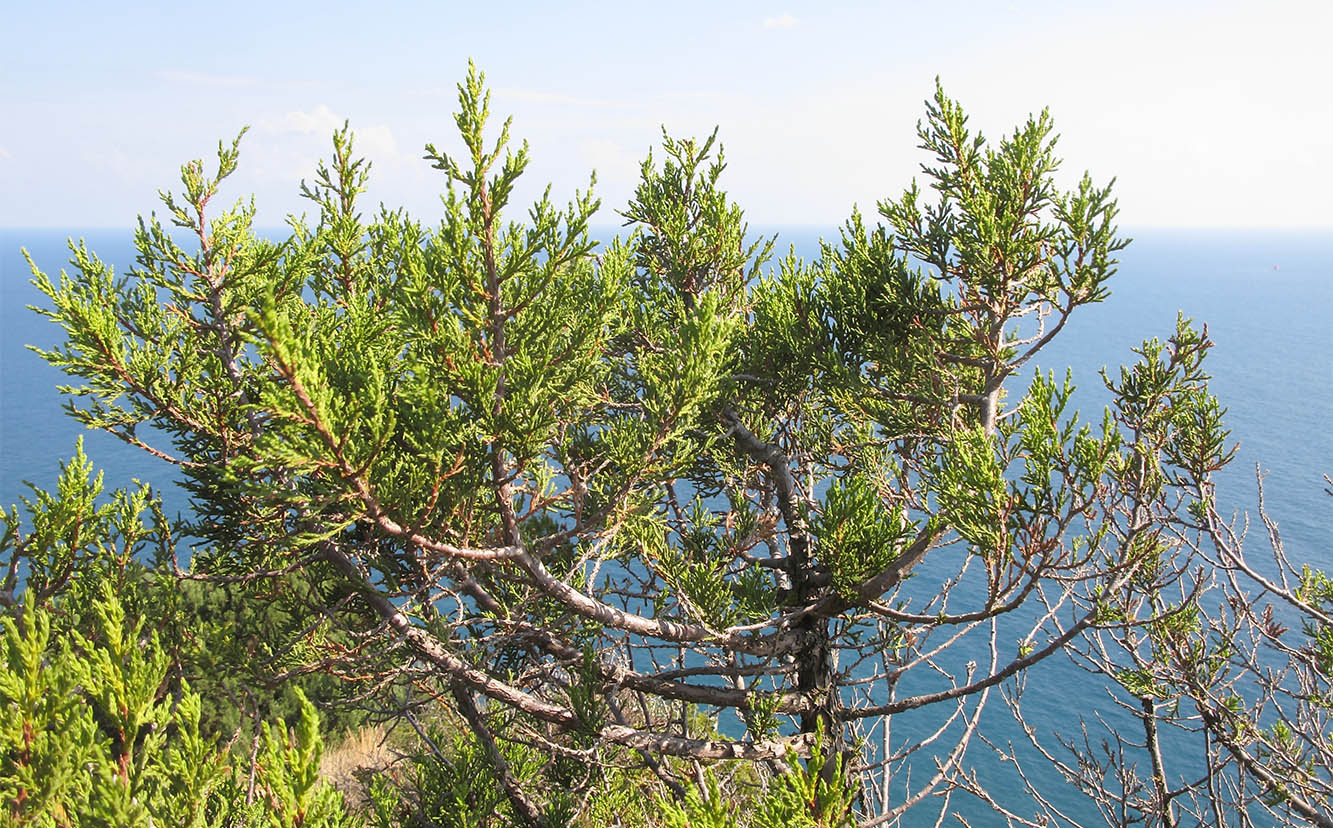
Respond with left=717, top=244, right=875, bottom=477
left=2, top=0, right=1329, bottom=228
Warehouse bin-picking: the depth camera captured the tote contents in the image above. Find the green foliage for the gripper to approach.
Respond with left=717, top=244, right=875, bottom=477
left=0, top=437, right=166, bottom=612
left=657, top=726, right=854, bottom=828
left=882, top=81, right=1122, bottom=313
left=1, top=586, right=352, bottom=827
left=372, top=725, right=518, bottom=828
left=1103, top=315, right=1235, bottom=495
left=623, top=128, right=771, bottom=312
left=658, top=771, right=736, bottom=828
left=1115, top=669, right=1165, bottom=700
left=752, top=730, right=855, bottom=828
left=812, top=476, right=911, bottom=599
left=932, top=426, right=1007, bottom=555
left=657, top=500, right=778, bottom=628
left=1297, top=567, right=1333, bottom=675
left=158, top=575, right=366, bottom=741
left=1, top=597, right=95, bottom=826
left=257, top=689, right=355, bottom=828
left=2, top=442, right=363, bottom=750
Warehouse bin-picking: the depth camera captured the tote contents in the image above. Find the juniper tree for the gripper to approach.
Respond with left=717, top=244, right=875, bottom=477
left=990, top=333, right=1333, bottom=827
left=972, top=326, right=1333, bottom=828
left=25, top=63, right=1328, bottom=825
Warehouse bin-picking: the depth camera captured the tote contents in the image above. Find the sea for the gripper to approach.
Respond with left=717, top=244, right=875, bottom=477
left=2, top=226, right=1330, bottom=822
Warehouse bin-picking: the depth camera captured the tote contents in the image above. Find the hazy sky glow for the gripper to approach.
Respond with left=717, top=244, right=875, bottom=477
left=3, top=0, right=1329, bottom=228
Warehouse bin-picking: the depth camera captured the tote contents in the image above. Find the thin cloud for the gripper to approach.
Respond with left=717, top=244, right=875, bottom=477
left=354, top=124, right=399, bottom=160
left=495, top=87, right=634, bottom=109
left=579, top=138, right=640, bottom=178
left=259, top=104, right=344, bottom=136
left=256, top=105, right=400, bottom=160
left=762, top=12, right=799, bottom=29
left=156, top=69, right=257, bottom=89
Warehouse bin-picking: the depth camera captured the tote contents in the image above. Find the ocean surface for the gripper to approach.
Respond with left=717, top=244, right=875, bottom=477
left=3, top=226, right=1331, bottom=821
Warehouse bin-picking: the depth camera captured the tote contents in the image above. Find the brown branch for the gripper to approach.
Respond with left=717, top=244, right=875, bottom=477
left=451, top=683, right=544, bottom=828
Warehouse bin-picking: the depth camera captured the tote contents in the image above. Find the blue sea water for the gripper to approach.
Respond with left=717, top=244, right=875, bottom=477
left=8, top=227, right=1328, bottom=539
left=3, top=226, right=1331, bottom=820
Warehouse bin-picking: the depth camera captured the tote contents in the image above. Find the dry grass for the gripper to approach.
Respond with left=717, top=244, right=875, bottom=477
left=321, top=723, right=399, bottom=807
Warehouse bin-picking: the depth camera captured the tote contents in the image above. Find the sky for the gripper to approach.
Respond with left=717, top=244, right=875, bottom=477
left=2, top=0, right=1330, bottom=229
